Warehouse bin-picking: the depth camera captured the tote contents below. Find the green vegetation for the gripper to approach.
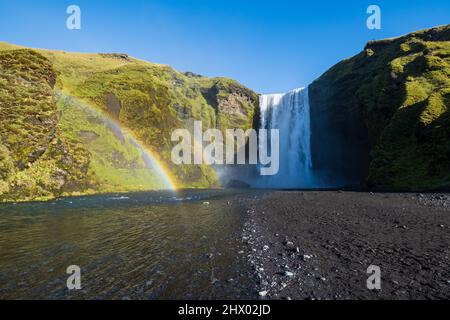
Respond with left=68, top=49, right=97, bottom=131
left=310, top=24, right=450, bottom=190
left=52, top=53, right=257, bottom=188
left=57, top=94, right=170, bottom=192
left=0, top=42, right=258, bottom=201
left=0, top=49, right=93, bottom=201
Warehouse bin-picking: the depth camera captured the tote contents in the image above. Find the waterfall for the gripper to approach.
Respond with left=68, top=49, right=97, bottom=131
left=256, top=87, right=314, bottom=189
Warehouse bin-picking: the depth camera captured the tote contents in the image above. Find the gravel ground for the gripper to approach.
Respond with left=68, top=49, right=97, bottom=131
left=239, top=191, right=450, bottom=300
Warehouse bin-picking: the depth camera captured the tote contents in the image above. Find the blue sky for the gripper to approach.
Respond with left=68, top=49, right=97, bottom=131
left=0, top=0, right=449, bottom=93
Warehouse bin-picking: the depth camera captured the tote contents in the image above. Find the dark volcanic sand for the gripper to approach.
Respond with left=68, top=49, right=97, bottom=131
left=240, top=191, right=450, bottom=300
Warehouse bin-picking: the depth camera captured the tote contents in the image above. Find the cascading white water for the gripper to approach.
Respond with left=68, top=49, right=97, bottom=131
left=256, top=87, right=314, bottom=188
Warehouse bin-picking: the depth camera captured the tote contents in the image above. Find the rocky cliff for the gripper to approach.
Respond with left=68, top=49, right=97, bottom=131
left=0, top=49, right=92, bottom=201
left=0, top=43, right=258, bottom=202
left=310, top=25, right=450, bottom=191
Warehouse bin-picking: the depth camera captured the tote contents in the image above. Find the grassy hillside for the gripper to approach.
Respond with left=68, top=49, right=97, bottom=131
left=0, top=42, right=259, bottom=202
left=310, top=24, right=450, bottom=191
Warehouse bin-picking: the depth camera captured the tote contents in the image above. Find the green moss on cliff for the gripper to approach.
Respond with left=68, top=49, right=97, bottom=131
left=57, top=94, right=172, bottom=192
left=61, top=59, right=257, bottom=188
left=310, top=25, right=450, bottom=190
left=0, top=43, right=259, bottom=201
left=0, top=49, right=93, bottom=201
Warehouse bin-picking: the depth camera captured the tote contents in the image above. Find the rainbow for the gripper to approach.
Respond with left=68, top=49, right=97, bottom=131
left=126, top=131, right=178, bottom=191
left=59, top=92, right=178, bottom=191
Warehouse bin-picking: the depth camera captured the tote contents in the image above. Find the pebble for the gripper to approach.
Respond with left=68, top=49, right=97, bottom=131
left=258, top=290, right=268, bottom=297
left=263, top=245, right=269, bottom=251
left=284, top=241, right=295, bottom=247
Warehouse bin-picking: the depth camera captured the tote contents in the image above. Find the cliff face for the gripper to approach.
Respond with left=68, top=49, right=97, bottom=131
left=310, top=25, right=450, bottom=191
left=0, top=50, right=92, bottom=201
left=0, top=43, right=258, bottom=202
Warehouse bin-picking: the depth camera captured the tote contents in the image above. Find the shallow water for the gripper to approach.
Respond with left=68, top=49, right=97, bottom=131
left=0, top=190, right=258, bottom=299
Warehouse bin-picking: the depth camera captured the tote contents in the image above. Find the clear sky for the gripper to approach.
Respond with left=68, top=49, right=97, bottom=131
left=1, top=0, right=449, bottom=93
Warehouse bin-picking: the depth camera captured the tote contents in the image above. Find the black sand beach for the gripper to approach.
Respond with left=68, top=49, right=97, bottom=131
left=240, top=191, right=450, bottom=300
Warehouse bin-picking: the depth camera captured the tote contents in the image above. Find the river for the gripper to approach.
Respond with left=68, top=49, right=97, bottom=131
left=0, top=190, right=259, bottom=299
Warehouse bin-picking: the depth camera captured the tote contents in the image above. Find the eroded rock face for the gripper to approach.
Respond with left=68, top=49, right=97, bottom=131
left=105, top=92, right=122, bottom=119
left=218, top=92, right=248, bottom=117
left=0, top=50, right=58, bottom=169
left=78, top=130, right=100, bottom=142
left=99, top=53, right=130, bottom=61
left=0, top=50, right=92, bottom=202
left=201, top=80, right=259, bottom=131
